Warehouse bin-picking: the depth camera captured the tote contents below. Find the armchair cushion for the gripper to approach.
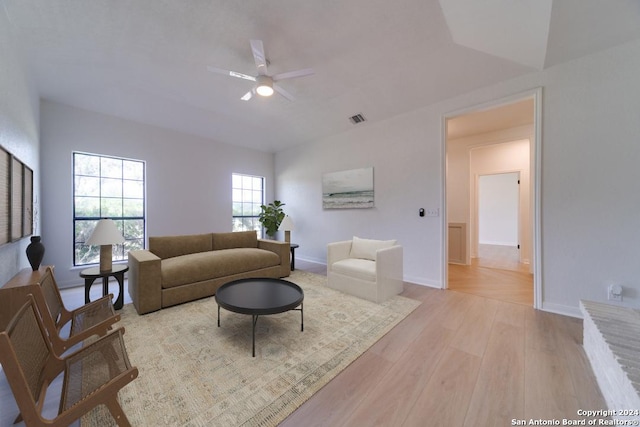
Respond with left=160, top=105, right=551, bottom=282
left=332, top=258, right=376, bottom=281
left=349, top=236, right=397, bottom=261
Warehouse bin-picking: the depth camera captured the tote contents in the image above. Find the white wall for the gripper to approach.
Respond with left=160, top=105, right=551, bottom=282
left=40, top=101, right=275, bottom=287
left=275, top=38, right=640, bottom=317
left=276, top=110, right=444, bottom=287
left=0, top=11, right=40, bottom=285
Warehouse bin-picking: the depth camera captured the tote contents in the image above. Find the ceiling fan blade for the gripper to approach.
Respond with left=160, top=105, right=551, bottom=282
left=274, top=84, right=295, bottom=101
left=241, top=89, right=254, bottom=101
left=207, top=66, right=256, bottom=81
left=250, top=39, right=268, bottom=75
left=272, top=68, right=314, bottom=82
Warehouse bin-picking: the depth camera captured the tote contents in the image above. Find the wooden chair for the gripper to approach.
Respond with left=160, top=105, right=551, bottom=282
left=34, top=266, right=121, bottom=355
left=0, top=295, right=138, bottom=426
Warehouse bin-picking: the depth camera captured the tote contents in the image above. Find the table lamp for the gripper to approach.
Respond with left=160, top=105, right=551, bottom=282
left=86, top=219, right=125, bottom=272
left=278, top=215, right=295, bottom=243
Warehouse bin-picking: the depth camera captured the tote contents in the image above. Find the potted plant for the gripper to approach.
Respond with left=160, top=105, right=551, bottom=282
left=258, top=200, right=285, bottom=238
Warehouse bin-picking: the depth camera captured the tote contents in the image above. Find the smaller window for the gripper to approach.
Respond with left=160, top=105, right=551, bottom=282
left=232, top=173, right=264, bottom=235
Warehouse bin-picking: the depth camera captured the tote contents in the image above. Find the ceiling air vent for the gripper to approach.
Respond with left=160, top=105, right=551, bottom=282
left=349, top=113, right=367, bottom=124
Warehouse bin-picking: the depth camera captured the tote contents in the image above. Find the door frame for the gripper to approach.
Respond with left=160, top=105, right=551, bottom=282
left=441, top=87, right=542, bottom=309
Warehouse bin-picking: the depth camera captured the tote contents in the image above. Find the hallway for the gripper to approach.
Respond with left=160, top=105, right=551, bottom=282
left=448, top=244, right=533, bottom=306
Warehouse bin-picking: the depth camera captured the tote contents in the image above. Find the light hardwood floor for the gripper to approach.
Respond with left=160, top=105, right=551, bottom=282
left=1, top=260, right=605, bottom=427
left=448, top=244, right=534, bottom=306
left=282, top=260, right=606, bottom=426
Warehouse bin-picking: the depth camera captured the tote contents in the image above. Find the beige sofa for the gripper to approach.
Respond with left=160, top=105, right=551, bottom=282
left=128, top=231, right=290, bottom=314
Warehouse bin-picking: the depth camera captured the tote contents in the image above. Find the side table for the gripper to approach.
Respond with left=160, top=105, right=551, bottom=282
left=80, top=264, right=128, bottom=310
left=290, top=243, right=299, bottom=271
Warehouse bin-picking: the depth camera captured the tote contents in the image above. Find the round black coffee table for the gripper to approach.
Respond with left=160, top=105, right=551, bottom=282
left=215, top=278, right=304, bottom=357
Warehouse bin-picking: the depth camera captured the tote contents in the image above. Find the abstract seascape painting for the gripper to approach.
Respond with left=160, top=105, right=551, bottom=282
left=322, top=167, right=374, bottom=209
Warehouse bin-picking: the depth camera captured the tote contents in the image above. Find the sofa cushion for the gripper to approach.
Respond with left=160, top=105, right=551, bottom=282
left=161, top=248, right=279, bottom=288
left=212, top=231, right=258, bottom=250
left=349, top=236, right=397, bottom=261
left=332, top=258, right=376, bottom=282
left=149, top=233, right=212, bottom=260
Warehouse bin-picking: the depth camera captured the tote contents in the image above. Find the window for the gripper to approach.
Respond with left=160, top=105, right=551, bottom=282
left=232, top=173, right=263, bottom=235
left=73, top=152, right=145, bottom=266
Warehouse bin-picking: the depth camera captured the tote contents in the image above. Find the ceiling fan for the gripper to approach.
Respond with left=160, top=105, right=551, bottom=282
left=207, top=40, right=314, bottom=101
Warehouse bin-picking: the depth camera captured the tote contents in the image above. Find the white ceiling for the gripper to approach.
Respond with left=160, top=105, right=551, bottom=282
left=3, top=0, right=640, bottom=153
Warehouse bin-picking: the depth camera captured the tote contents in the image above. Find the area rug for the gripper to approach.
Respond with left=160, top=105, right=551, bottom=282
left=82, top=271, right=421, bottom=426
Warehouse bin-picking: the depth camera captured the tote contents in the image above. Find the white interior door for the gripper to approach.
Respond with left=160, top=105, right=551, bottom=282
left=478, top=172, right=519, bottom=247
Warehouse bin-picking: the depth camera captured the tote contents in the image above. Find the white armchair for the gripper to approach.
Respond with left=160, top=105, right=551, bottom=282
left=327, top=236, right=403, bottom=303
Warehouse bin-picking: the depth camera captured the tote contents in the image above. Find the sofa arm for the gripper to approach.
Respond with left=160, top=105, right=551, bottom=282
left=258, top=239, right=291, bottom=277
left=376, top=245, right=403, bottom=282
left=128, top=250, right=162, bottom=314
left=327, top=240, right=353, bottom=270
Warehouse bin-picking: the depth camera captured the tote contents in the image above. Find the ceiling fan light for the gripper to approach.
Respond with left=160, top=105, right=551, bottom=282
left=256, top=84, right=274, bottom=97
left=255, top=75, right=274, bottom=97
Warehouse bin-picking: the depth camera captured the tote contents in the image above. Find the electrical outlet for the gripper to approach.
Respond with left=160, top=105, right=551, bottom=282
left=426, top=208, right=439, bottom=217
left=607, top=284, right=623, bottom=302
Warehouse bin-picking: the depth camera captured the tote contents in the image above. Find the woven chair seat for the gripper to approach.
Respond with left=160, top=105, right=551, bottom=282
left=62, top=327, right=133, bottom=412
left=35, top=266, right=121, bottom=355
left=69, top=295, right=117, bottom=337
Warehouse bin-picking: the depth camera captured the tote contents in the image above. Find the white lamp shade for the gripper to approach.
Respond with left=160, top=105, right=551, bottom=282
left=86, top=219, right=125, bottom=245
left=278, top=215, right=295, bottom=231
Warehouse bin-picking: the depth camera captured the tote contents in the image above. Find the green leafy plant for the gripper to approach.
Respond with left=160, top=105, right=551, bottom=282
left=258, top=200, right=285, bottom=238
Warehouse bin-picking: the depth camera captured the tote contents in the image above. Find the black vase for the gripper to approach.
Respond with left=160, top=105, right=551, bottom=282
left=26, top=236, right=45, bottom=271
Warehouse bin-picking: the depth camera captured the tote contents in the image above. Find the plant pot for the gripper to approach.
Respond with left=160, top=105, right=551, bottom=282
left=26, top=236, right=45, bottom=271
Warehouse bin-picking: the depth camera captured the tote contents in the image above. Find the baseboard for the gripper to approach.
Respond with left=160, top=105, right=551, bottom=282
left=403, top=275, right=441, bottom=289
left=296, top=255, right=326, bottom=265
left=541, top=302, right=583, bottom=319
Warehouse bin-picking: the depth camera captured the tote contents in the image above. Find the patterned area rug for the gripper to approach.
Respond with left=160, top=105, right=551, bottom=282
left=82, top=271, right=420, bottom=426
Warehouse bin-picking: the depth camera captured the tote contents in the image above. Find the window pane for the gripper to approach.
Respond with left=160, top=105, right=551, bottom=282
left=75, top=219, right=98, bottom=244
left=123, top=180, right=143, bottom=198
left=75, top=242, right=99, bottom=265
left=124, top=239, right=143, bottom=253
left=232, top=174, right=242, bottom=188
left=101, top=198, right=123, bottom=217
left=101, top=178, right=122, bottom=198
left=101, top=157, right=122, bottom=178
left=75, top=154, right=100, bottom=176
left=75, top=176, right=100, bottom=197
left=232, top=188, right=242, bottom=202
left=123, top=199, right=143, bottom=217
left=232, top=202, right=242, bottom=216
left=252, top=177, right=262, bottom=190
left=123, top=219, right=144, bottom=239
left=123, top=160, right=143, bottom=180
left=252, top=190, right=262, bottom=204
left=75, top=196, right=100, bottom=217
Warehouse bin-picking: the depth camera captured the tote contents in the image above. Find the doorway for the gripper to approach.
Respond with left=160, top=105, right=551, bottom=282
left=443, top=92, right=539, bottom=307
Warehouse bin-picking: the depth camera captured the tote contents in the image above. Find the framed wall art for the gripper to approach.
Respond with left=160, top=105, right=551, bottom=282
left=1, top=145, right=33, bottom=245
left=322, top=167, right=374, bottom=209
